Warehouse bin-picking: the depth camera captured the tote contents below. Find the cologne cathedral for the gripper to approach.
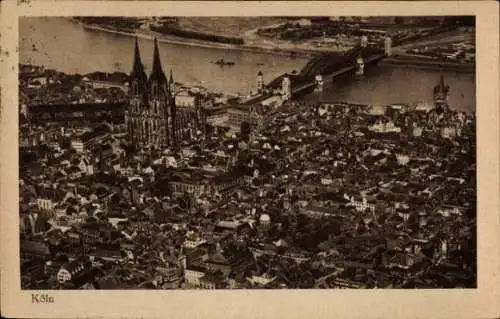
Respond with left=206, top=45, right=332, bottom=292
left=125, top=38, right=203, bottom=149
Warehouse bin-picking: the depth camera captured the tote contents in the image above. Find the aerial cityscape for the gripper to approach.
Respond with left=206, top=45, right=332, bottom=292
left=19, top=16, right=476, bottom=289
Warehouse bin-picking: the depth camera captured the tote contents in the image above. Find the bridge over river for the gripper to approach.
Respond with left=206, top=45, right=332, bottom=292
left=267, top=42, right=388, bottom=98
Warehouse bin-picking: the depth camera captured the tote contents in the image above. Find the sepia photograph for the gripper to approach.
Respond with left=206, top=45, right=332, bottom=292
left=18, top=14, right=477, bottom=290
left=1, top=1, right=499, bottom=319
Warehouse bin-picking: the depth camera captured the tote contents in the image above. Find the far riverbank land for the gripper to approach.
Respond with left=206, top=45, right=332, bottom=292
left=73, top=20, right=475, bottom=73
left=75, top=21, right=317, bottom=59
left=381, top=55, right=475, bottom=73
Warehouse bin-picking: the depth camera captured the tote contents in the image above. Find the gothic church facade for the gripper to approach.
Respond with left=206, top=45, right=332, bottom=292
left=125, top=38, right=203, bottom=149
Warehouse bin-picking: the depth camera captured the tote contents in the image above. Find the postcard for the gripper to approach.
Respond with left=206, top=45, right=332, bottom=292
left=1, top=1, right=499, bottom=319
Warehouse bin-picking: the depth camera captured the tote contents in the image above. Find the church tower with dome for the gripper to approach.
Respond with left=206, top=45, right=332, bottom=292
left=427, top=75, right=462, bottom=135
left=433, top=75, right=450, bottom=110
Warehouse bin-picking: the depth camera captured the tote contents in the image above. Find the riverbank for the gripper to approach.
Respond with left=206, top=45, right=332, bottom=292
left=380, top=55, right=475, bottom=73
left=74, top=20, right=318, bottom=59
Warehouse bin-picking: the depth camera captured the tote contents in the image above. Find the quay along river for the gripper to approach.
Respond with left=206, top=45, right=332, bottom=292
left=20, top=17, right=475, bottom=113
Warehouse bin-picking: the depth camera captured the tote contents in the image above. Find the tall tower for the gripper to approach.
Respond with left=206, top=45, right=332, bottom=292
left=257, top=71, right=264, bottom=93
left=168, top=69, right=177, bottom=143
left=281, top=74, right=291, bottom=101
left=360, top=35, right=368, bottom=48
left=433, top=75, right=450, bottom=109
left=125, top=38, right=177, bottom=150
left=356, top=55, right=365, bottom=76
left=147, top=37, right=172, bottom=148
left=314, top=73, right=324, bottom=92
left=384, top=36, right=392, bottom=56
left=130, top=38, right=148, bottom=95
left=169, top=70, right=175, bottom=96
left=126, top=38, right=148, bottom=146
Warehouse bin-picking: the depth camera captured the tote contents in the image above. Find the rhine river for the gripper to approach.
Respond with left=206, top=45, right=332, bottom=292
left=20, top=17, right=476, bottom=112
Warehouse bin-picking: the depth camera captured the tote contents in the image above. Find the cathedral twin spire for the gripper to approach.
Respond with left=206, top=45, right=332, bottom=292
left=130, top=37, right=174, bottom=97
left=149, top=37, right=167, bottom=86
left=130, top=39, right=147, bottom=94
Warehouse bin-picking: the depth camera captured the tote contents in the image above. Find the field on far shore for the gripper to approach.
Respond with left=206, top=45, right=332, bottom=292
left=175, top=17, right=294, bottom=37
left=395, top=28, right=475, bottom=50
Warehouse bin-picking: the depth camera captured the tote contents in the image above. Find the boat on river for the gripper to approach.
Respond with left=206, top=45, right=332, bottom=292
left=213, top=59, right=235, bottom=66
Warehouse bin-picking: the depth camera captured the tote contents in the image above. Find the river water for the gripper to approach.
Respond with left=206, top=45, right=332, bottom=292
left=20, top=17, right=476, bottom=112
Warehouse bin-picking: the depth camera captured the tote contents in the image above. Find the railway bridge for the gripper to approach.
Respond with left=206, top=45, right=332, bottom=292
left=267, top=38, right=391, bottom=98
